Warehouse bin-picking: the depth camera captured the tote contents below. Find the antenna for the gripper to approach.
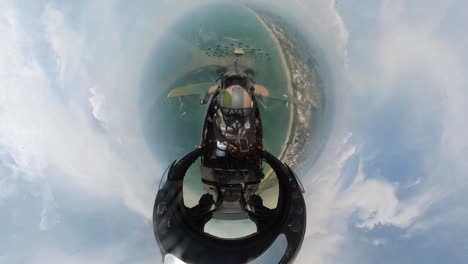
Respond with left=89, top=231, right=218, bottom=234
left=233, top=48, right=244, bottom=72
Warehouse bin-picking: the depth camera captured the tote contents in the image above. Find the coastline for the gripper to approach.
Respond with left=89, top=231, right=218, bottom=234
left=245, top=7, right=296, bottom=195
left=246, top=7, right=295, bottom=161
left=246, top=6, right=326, bottom=194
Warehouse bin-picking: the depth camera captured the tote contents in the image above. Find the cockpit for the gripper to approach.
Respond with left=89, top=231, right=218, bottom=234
left=221, top=71, right=250, bottom=88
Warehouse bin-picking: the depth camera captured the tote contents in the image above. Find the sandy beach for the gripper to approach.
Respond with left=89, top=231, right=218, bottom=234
left=246, top=7, right=295, bottom=160
left=246, top=6, right=325, bottom=197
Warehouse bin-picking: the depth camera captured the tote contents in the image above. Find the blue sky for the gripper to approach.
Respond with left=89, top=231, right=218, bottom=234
left=1, top=0, right=468, bottom=263
left=285, top=0, right=468, bottom=263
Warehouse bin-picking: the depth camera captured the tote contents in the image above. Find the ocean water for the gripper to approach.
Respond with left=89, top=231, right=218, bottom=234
left=139, top=3, right=291, bottom=203
left=140, top=3, right=290, bottom=161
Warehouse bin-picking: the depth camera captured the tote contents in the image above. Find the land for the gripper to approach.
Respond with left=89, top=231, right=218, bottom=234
left=248, top=7, right=325, bottom=194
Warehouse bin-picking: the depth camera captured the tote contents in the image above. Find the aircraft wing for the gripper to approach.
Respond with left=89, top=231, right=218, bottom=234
left=167, top=82, right=218, bottom=97
left=253, top=84, right=297, bottom=103
left=254, top=84, right=316, bottom=110
left=253, top=84, right=270, bottom=97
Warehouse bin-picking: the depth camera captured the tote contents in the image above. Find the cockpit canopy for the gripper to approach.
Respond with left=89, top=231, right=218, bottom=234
left=220, top=85, right=253, bottom=118
left=221, top=71, right=250, bottom=88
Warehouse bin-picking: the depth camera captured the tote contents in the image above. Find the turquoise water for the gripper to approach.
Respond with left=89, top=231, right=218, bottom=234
left=140, top=3, right=290, bottom=168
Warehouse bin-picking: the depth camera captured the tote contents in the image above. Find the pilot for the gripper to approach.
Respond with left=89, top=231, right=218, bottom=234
left=213, top=85, right=256, bottom=158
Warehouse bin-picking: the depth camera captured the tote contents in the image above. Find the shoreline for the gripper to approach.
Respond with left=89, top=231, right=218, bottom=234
left=245, top=7, right=296, bottom=194
left=246, top=7, right=295, bottom=161
left=246, top=6, right=325, bottom=194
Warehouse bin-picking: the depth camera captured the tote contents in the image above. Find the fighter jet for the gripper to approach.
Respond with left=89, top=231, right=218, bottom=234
left=153, top=49, right=306, bottom=263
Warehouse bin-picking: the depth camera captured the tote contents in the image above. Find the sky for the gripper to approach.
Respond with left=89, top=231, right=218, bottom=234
left=1, top=0, right=468, bottom=263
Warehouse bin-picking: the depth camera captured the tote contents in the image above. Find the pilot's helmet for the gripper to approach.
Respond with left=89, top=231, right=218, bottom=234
left=220, top=85, right=253, bottom=118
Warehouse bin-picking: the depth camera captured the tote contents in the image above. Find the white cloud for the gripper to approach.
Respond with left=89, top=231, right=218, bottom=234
left=371, top=0, right=468, bottom=199
left=295, top=132, right=355, bottom=263
left=0, top=178, right=17, bottom=204
left=1, top=4, right=51, bottom=180
left=2, top=0, right=467, bottom=263
left=285, top=0, right=467, bottom=250
left=337, top=160, right=438, bottom=230
left=310, top=0, right=468, bottom=262
left=42, top=3, right=87, bottom=88
left=88, top=86, right=110, bottom=130
left=0, top=1, right=166, bottom=221
left=372, top=238, right=386, bottom=246
left=0, top=3, right=169, bottom=262
left=296, top=132, right=437, bottom=263
left=29, top=243, right=130, bottom=264
left=39, top=184, right=61, bottom=231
